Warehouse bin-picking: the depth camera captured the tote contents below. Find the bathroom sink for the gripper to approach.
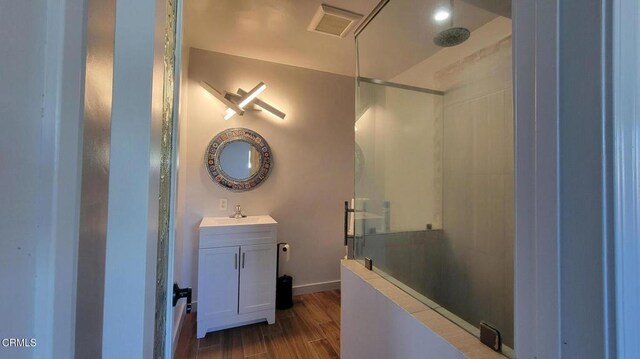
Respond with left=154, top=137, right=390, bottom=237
left=208, top=218, right=259, bottom=225
left=199, top=215, right=278, bottom=242
left=201, top=216, right=275, bottom=227
left=200, top=215, right=276, bottom=227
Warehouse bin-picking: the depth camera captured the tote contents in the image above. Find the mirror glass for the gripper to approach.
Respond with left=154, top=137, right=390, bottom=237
left=219, top=140, right=262, bottom=180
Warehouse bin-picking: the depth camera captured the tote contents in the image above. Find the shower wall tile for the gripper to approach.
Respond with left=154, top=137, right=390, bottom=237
left=471, top=97, right=490, bottom=174
left=361, top=234, right=387, bottom=271
left=436, top=37, right=513, bottom=108
left=443, top=101, right=472, bottom=176
left=504, top=90, right=514, bottom=174
left=362, top=230, right=444, bottom=300
left=481, top=175, right=507, bottom=256
left=469, top=253, right=501, bottom=325
left=487, top=91, right=507, bottom=174
left=471, top=175, right=490, bottom=248
left=503, top=174, right=515, bottom=329
left=504, top=176, right=515, bottom=250
left=442, top=173, right=472, bottom=250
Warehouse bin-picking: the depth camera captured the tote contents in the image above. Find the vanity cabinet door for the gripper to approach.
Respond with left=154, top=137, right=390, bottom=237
left=238, top=244, right=276, bottom=314
left=198, top=246, right=240, bottom=320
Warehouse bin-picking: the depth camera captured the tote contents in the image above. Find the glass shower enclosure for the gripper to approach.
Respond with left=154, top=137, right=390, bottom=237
left=352, top=0, right=514, bottom=352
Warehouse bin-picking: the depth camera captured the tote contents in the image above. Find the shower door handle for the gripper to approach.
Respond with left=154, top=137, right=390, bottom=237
left=344, top=201, right=355, bottom=246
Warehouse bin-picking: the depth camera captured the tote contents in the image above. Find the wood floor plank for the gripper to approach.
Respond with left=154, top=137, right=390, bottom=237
left=263, top=329, right=297, bottom=359
left=309, top=339, right=340, bottom=359
left=324, top=289, right=341, bottom=302
left=174, top=291, right=341, bottom=359
left=292, top=309, right=324, bottom=342
left=221, top=327, right=244, bottom=359
left=311, top=292, right=341, bottom=325
left=319, top=321, right=340, bottom=355
left=198, top=344, right=223, bottom=359
left=175, top=314, right=198, bottom=359
left=295, top=294, right=332, bottom=325
left=199, top=330, right=222, bottom=349
left=279, top=317, right=315, bottom=358
left=245, top=353, right=270, bottom=359
left=240, top=324, right=267, bottom=357
left=276, top=308, right=294, bottom=321
left=259, top=322, right=282, bottom=337
left=327, top=290, right=341, bottom=306
left=291, top=299, right=325, bottom=341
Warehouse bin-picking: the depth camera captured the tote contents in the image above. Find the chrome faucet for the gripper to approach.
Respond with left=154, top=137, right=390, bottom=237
left=230, top=205, right=247, bottom=219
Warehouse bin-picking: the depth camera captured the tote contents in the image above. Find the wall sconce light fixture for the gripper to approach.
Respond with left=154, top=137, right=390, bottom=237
left=201, top=81, right=286, bottom=120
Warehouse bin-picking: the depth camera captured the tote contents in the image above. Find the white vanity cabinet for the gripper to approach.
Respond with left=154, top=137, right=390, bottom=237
left=197, top=216, right=277, bottom=339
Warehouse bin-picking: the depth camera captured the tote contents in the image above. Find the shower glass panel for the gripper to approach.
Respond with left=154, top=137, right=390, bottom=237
left=354, top=0, right=514, bottom=352
left=354, top=80, right=444, bottom=291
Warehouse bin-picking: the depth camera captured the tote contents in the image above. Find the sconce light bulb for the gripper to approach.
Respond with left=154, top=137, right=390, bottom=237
left=224, top=108, right=236, bottom=120
left=239, top=83, right=267, bottom=109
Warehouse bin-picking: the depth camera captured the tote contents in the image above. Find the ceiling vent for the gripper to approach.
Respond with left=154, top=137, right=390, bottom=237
left=307, top=4, right=363, bottom=38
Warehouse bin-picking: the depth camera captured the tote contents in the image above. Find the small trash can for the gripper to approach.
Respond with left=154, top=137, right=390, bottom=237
left=276, top=274, right=293, bottom=309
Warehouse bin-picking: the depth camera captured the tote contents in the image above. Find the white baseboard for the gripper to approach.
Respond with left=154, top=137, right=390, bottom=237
left=292, top=280, right=341, bottom=296
left=171, top=302, right=186, bottom=359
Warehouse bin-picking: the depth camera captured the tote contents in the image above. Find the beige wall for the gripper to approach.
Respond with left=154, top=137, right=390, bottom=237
left=178, top=48, right=355, bottom=301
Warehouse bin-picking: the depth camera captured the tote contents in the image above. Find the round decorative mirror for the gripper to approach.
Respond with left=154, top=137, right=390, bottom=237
left=205, top=128, right=273, bottom=192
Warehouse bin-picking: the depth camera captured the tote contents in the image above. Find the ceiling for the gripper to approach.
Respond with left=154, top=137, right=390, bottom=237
left=183, top=0, right=510, bottom=77
left=357, top=0, right=500, bottom=82
left=183, top=0, right=380, bottom=76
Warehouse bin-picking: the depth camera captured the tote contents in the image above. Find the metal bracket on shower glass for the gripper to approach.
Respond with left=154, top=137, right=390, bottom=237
left=364, top=257, right=373, bottom=270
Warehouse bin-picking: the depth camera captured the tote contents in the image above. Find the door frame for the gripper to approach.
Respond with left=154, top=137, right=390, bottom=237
left=513, top=0, right=561, bottom=357
left=165, top=0, right=185, bottom=356
left=613, top=0, right=640, bottom=355
left=515, top=0, right=620, bottom=357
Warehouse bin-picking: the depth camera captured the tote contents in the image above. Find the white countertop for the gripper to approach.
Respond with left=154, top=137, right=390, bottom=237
left=199, top=215, right=277, bottom=228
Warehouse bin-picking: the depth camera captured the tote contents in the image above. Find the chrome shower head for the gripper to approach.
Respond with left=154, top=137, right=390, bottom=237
left=433, top=27, right=470, bottom=47
left=433, top=0, right=470, bottom=48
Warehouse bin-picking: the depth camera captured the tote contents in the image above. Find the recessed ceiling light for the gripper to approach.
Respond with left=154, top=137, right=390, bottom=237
left=433, top=9, right=451, bottom=22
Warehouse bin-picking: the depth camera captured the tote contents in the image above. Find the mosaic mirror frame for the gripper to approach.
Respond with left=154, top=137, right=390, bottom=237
left=205, top=128, right=273, bottom=192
